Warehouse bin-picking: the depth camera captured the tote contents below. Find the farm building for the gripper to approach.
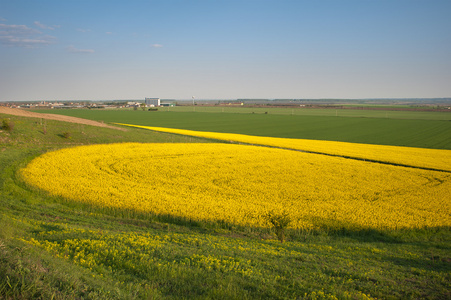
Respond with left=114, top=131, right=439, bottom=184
left=145, top=98, right=160, bottom=106
left=161, top=101, right=176, bottom=107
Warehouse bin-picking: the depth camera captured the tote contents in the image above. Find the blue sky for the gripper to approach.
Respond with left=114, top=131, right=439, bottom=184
left=1, top=0, right=450, bottom=101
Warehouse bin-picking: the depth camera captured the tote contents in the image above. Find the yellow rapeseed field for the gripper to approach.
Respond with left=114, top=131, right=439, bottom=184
left=20, top=143, right=451, bottom=230
left=116, top=124, right=451, bottom=172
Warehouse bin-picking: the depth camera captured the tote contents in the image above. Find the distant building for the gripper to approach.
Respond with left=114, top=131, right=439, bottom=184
left=127, top=101, right=140, bottom=107
left=161, top=100, right=176, bottom=107
left=145, top=98, right=160, bottom=107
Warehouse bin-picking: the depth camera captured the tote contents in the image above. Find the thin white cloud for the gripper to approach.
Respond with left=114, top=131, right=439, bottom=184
left=151, top=44, right=163, bottom=48
left=0, top=23, right=41, bottom=35
left=77, top=28, right=91, bottom=33
left=66, top=45, right=95, bottom=53
left=0, top=23, right=56, bottom=48
left=0, top=17, right=6, bottom=22
left=105, top=32, right=113, bottom=35
left=34, top=21, right=56, bottom=30
left=0, top=36, right=56, bottom=47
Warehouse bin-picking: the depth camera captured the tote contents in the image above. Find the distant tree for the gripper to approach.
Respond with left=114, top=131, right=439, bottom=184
left=1, top=119, right=14, bottom=132
left=62, top=132, right=71, bottom=139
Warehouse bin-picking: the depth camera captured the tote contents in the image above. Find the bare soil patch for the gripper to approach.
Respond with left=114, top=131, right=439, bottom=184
left=0, top=107, right=126, bottom=131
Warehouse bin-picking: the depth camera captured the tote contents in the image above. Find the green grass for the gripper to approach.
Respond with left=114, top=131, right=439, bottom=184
left=34, top=108, right=451, bottom=149
left=1, top=113, right=450, bottom=299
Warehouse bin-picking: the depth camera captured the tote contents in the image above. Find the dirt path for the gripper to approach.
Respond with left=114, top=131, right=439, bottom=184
left=0, top=107, right=126, bottom=131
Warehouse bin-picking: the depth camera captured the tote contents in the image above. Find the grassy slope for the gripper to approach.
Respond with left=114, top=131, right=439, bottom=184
left=35, top=109, right=451, bottom=149
left=1, top=113, right=450, bottom=299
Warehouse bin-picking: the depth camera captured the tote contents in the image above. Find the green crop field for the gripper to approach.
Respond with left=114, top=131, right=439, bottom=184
left=144, top=106, right=451, bottom=119
left=1, top=111, right=450, bottom=299
left=35, top=107, right=451, bottom=149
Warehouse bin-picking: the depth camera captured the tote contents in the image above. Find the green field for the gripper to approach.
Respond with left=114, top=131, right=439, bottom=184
left=35, top=105, right=451, bottom=120
left=35, top=107, right=451, bottom=149
left=146, top=105, right=451, bottom=119
left=1, top=112, right=450, bottom=299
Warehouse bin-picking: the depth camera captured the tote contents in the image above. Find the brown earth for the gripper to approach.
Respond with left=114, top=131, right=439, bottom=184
left=0, top=107, right=126, bottom=131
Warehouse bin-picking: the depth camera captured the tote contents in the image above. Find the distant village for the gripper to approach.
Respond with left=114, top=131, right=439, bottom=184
left=1, top=98, right=450, bottom=111
left=0, top=98, right=178, bottom=110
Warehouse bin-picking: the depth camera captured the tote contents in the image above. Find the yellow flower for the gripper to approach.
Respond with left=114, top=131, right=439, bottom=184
left=20, top=142, right=451, bottom=230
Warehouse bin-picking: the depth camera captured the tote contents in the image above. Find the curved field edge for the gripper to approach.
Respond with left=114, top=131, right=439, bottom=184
left=32, top=108, right=451, bottom=150
left=115, top=124, right=451, bottom=172
left=19, top=143, right=451, bottom=231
